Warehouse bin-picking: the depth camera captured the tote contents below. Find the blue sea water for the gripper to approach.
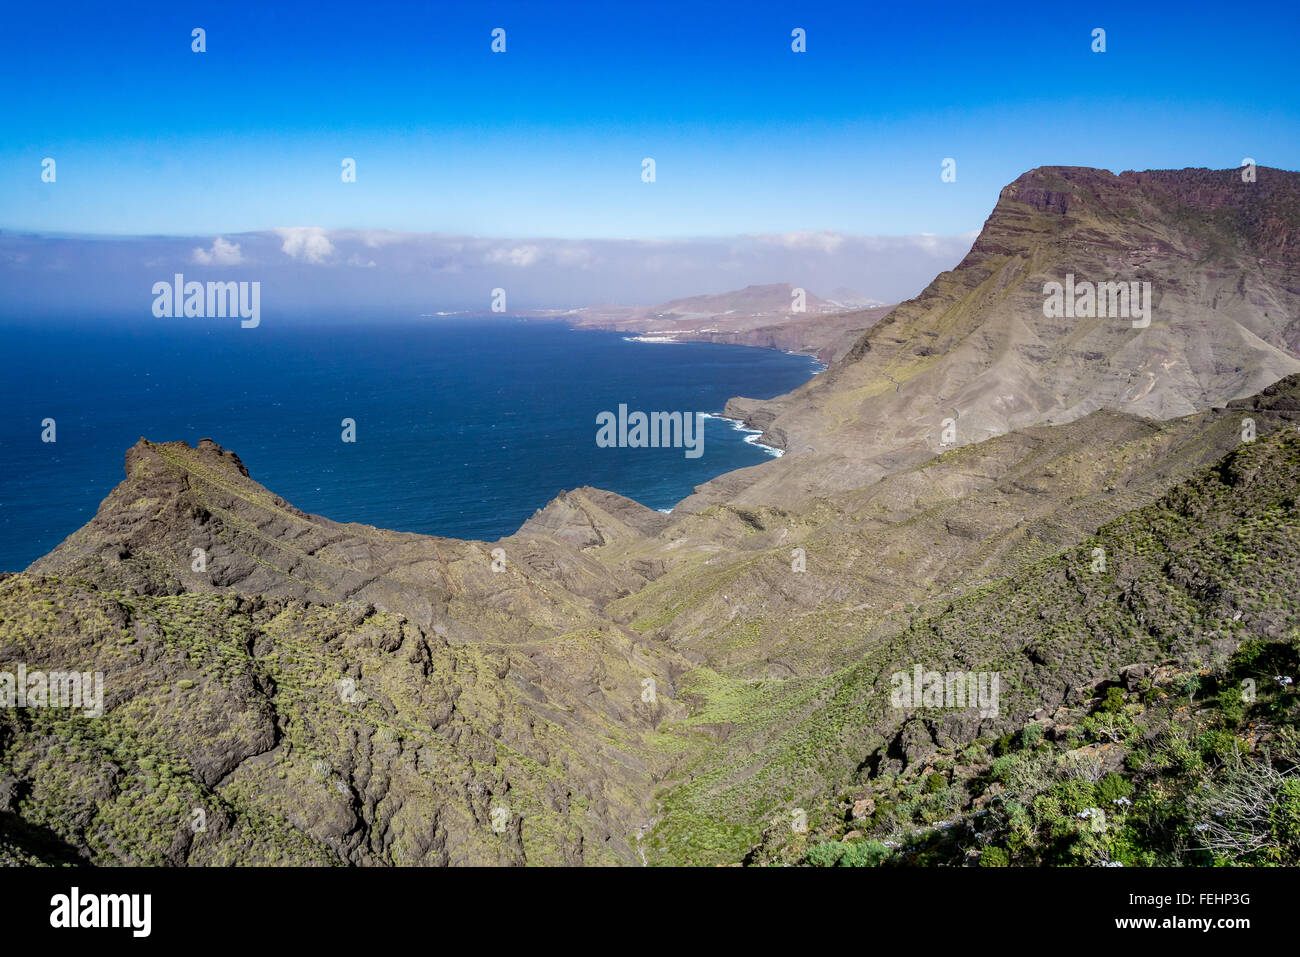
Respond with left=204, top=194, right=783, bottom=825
left=0, top=316, right=821, bottom=571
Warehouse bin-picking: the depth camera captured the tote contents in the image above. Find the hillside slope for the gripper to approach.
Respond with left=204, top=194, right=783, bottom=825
left=646, top=413, right=1300, bottom=864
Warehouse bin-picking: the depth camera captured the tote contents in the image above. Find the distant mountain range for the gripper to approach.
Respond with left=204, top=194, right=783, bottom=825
left=4, top=166, right=1298, bottom=867
left=549, top=282, right=893, bottom=363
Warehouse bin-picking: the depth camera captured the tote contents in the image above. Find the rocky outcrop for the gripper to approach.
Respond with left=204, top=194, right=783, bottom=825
left=516, top=487, right=670, bottom=549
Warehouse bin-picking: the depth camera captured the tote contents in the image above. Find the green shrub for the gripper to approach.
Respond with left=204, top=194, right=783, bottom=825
left=1053, top=778, right=1096, bottom=814
left=1096, top=772, right=1133, bottom=806
left=1270, top=778, right=1300, bottom=861
left=1032, top=794, right=1062, bottom=824
left=1021, top=724, right=1045, bottom=751
left=1107, top=825, right=1158, bottom=867
left=990, top=754, right=1021, bottom=784
left=806, top=842, right=847, bottom=868
left=1214, top=686, right=1246, bottom=726
left=804, top=842, right=846, bottom=867
left=978, top=846, right=1010, bottom=867
left=805, top=839, right=892, bottom=867
left=1231, top=638, right=1269, bottom=672
left=1165, top=736, right=1205, bottom=777
left=839, top=840, right=892, bottom=867
left=1097, top=687, right=1126, bottom=714
left=1197, top=729, right=1243, bottom=762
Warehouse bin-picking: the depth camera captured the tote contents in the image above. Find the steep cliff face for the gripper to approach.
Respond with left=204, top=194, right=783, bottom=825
left=690, top=166, right=1300, bottom=511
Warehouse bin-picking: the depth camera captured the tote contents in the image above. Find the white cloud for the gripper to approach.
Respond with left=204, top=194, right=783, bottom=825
left=339, top=229, right=415, bottom=249
left=753, top=230, right=847, bottom=254
left=551, top=245, right=595, bottom=268
left=273, top=226, right=336, bottom=264
left=191, top=236, right=244, bottom=266
left=906, top=231, right=979, bottom=256
left=485, top=244, right=541, bottom=267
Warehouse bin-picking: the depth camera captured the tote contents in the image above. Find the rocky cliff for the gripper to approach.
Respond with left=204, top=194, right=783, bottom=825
left=688, top=166, right=1300, bottom=511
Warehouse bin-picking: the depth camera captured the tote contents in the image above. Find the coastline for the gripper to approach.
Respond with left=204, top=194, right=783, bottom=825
left=700, top=412, right=787, bottom=458
left=599, top=319, right=827, bottom=462
left=0, top=316, right=821, bottom=568
left=511, top=298, right=892, bottom=366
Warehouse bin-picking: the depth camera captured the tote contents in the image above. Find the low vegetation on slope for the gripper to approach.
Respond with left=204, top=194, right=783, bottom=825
left=645, top=424, right=1300, bottom=865
left=792, top=643, right=1300, bottom=867
left=0, top=585, right=665, bottom=865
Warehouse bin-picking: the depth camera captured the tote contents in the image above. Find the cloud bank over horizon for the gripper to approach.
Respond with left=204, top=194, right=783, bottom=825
left=0, top=228, right=976, bottom=321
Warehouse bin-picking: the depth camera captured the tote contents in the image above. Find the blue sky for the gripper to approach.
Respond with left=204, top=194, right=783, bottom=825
left=1, top=0, right=1297, bottom=238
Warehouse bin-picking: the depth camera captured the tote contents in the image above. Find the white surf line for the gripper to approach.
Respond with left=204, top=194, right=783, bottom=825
left=701, top=412, right=785, bottom=457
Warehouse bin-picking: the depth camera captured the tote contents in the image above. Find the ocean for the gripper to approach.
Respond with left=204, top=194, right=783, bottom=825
left=0, top=316, right=821, bottom=571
